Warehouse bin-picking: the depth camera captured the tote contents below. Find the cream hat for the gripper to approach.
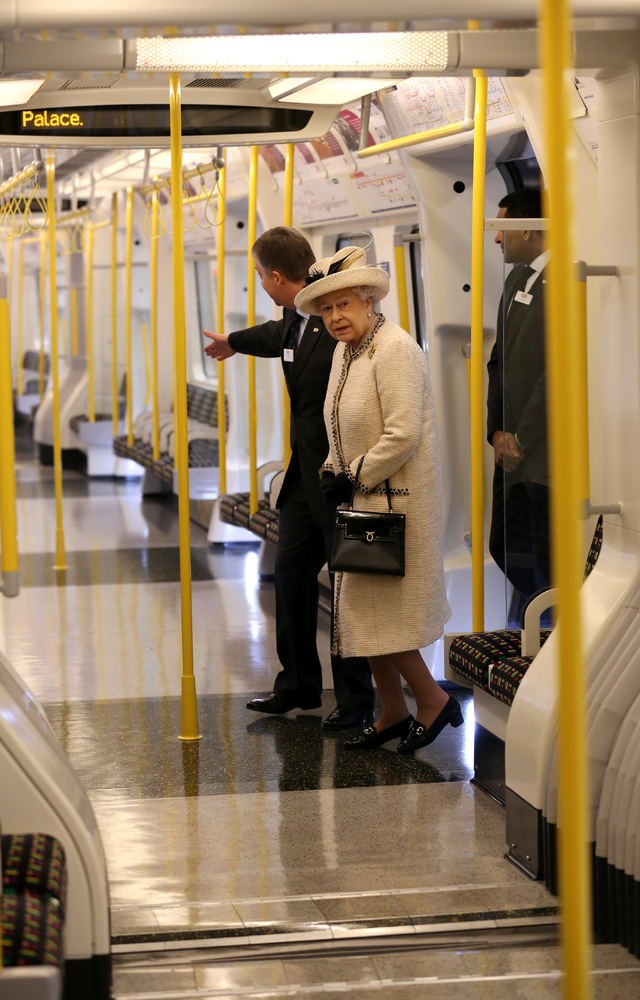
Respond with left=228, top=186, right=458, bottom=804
left=294, top=245, right=390, bottom=316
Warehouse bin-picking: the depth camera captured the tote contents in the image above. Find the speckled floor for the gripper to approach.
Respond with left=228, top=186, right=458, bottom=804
left=4, top=456, right=604, bottom=995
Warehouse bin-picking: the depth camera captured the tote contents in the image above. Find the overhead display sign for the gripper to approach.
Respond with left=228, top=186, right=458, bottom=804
left=0, top=104, right=312, bottom=139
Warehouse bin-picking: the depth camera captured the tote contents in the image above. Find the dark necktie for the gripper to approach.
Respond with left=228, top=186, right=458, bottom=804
left=284, top=312, right=304, bottom=359
left=508, top=264, right=536, bottom=313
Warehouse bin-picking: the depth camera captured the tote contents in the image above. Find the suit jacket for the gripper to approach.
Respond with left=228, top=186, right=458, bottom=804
left=229, top=309, right=338, bottom=528
left=486, top=262, right=548, bottom=485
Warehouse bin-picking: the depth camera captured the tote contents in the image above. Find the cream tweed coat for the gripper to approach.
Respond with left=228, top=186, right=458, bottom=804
left=322, top=317, right=451, bottom=658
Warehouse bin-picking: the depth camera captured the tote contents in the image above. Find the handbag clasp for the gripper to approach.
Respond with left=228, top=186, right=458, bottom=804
left=366, top=531, right=375, bottom=543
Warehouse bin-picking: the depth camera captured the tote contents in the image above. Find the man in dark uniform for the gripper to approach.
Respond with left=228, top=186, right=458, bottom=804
left=487, top=189, right=550, bottom=616
left=204, top=227, right=374, bottom=729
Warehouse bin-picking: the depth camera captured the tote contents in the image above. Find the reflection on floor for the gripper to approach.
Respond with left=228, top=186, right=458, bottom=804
left=44, top=690, right=474, bottom=798
left=5, top=456, right=618, bottom=995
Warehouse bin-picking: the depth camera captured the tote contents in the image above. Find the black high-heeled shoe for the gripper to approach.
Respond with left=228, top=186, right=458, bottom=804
left=343, top=715, right=414, bottom=750
left=397, top=697, right=464, bottom=755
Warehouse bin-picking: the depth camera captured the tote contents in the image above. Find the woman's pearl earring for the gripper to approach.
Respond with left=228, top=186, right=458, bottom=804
left=367, top=312, right=372, bottom=317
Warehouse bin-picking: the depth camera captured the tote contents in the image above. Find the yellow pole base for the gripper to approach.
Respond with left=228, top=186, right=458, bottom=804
left=178, top=673, right=202, bottom=741
left=54, top=528, right=67, bottom=571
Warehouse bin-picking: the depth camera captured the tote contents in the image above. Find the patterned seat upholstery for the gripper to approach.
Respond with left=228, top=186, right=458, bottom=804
left=1, top=891, right=64, bottom=968
left=94, top=384, right=226, bottom=486
left=450, top=630, right=529, bottom=691
left=1, top=833, right=67, bottom=969
left=489, top=656, right=542, bottom=706
left=220, top=492, right=278, bottom=543
left=22, top=350, right=50, bottom=375
left=450, top=516, right=604, bottom=706
left=249, top=507, right=280, bottom=541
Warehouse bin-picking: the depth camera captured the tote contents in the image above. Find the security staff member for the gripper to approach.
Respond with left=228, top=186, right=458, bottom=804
left=204, top=227, right=374, bottom=729
left=487, top=189, right=550, bottom=614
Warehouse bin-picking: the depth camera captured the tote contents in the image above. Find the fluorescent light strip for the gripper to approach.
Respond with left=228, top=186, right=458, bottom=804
left=136, top=31, right=449, bottom=74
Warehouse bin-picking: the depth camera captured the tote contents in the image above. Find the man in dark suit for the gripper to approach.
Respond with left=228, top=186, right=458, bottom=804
left=204, top=227, right=374, bottom=729
left=487, top=189, right=550, bottom=615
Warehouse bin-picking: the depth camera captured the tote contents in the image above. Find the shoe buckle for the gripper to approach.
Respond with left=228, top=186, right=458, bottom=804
left=364, top=727, right=375, bottom=735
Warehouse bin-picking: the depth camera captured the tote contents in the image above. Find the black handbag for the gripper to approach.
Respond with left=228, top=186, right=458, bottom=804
left=329, top=457, right=406, bottom=577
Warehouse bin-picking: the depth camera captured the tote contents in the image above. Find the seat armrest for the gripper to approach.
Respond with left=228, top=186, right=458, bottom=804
left=257, top=461, right=285, bottom=497
left=521, top=588, right=558, bottom=656
left=0, top=968, right=62, bottom=1000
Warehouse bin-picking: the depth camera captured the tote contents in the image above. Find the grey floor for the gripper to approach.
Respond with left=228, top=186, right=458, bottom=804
left=3, top=454, right=636, bottom=997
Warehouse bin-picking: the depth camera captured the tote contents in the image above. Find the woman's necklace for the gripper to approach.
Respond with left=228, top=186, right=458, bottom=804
left=349, top=314, right=384, bottom=359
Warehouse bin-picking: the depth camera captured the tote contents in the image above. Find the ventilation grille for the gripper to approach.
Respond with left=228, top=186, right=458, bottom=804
left=61, top=77, right=119, bottom=90
left=186, top=78, right=244, bottom=88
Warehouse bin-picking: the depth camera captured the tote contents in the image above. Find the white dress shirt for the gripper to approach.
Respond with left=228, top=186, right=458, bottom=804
left=524, top=249, right=551, bottom=292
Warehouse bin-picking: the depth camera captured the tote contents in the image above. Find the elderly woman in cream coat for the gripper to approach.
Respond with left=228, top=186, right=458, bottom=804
left=294, top=246, right=460, bottom=755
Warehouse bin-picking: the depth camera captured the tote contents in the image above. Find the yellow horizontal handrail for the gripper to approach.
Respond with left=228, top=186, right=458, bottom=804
left=359, top=77, right=476, bottom=159
left=358, top=120, right=473, bottom=158
left=0, top=160, right=44, bottom=199
left=141, top=155, right=224, bottom=196
left=57, top=207, right=91, bottom=227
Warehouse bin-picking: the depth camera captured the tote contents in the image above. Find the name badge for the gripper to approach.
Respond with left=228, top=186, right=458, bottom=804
left=514, top=290, right=533, bottom=306
left=284, top=348, right=294, bottom=362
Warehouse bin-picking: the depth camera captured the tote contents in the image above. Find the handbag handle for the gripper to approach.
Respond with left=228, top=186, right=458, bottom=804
left=349, top=456, right=394, bottom=513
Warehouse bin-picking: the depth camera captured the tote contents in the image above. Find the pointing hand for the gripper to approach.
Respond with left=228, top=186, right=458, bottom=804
left=203, top=330, right=236, bottom=360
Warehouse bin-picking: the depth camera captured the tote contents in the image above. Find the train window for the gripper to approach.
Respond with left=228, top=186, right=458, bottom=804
left=409, top=225, right=427, bottom=352
left=335, top=232, right=377, bottom=263
left=495, top=132, right=541, bottom=192
left=193, top=258, right=216, bottom=379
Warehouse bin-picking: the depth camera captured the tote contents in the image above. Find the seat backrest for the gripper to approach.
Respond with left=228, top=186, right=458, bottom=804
left=186, top=383, right=218, bottom=426
left=23, top=351, right=49, bottom=375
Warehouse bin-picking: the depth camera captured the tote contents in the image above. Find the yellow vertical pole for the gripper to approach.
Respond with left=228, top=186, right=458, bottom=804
left=141, top=321, right=151, bottom=407
left=86, top=223, right=95, bottom=421
left=393, top=235, right=411, bottom=333
left=575, top=272, right=590, bottom=503
left=470, top=70, right=487, bottom=633
left=125, top=186, right=134, bottom=445
left=38, top=231, right=46, bottom=399
left=71, top=286, right=78, bottom=355
left=216, top=158, right=227, bottom=493
left=111, top=191, right=119, bottom=436
left=541, top=2, right=591, bottom=999
left=169, top=72, right=201, bottom=741
left=150, top=191, right=160, bottom=461
left=0, top=272, right=19, bottom=597
left=6, top=240, right=13, bottom=381
left=17, top=241, right=24, bottom=395
left=282, top=144, right=294, bottom=468
left=46, top=154, right=66, bottom=571
left=247, top=145, right=259, bottom=514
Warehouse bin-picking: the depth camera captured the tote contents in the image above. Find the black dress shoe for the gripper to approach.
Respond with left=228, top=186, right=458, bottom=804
left=246, top=694, right=322, bottom=714
left=343, top=715, right=413, bottom=750
left=397, top=697, right=464, bottom=755
left=322, top=706, right=375, bottom=730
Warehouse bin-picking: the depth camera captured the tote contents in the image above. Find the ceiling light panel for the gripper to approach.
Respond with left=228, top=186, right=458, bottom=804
left=0, top=80, right=44, bottom=107
left=275, top=78, right=405, bottom=105
left=136, top=31, right=450, bottom=74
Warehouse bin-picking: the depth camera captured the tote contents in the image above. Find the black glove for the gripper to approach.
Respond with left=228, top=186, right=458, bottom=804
left=319, top=471, right=353, bottom=504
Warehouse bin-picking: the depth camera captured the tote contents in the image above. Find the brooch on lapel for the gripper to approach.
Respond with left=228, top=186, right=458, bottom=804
left=368, top=344, right=377, bottom=359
